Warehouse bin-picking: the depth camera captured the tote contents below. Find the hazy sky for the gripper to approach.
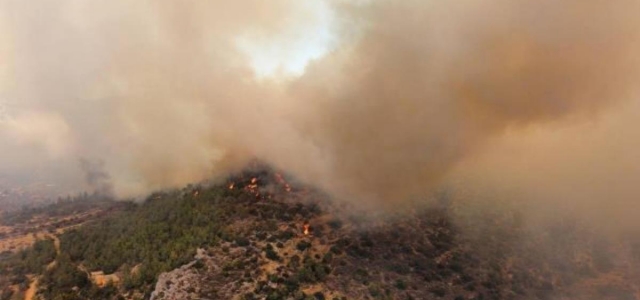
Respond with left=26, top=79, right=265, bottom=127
left=1, top=0, right=640, bottom=229
left=235, top=0, right=335, bottom=77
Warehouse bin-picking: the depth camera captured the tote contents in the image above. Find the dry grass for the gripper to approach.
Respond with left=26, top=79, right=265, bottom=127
left=90, top=271, right=120, bottom=288
left=0, top=233, right=36, bottom=253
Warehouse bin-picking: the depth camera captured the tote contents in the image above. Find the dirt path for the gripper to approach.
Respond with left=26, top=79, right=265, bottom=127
left=26, top=234, right=60, bottom=300
left=24, top=278, right=37, bottom=300
left=44, top=233, right=60, bottom=255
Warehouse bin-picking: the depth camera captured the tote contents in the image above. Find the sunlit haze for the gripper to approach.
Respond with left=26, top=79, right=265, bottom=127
left=235, top=0, right=335, bottom=77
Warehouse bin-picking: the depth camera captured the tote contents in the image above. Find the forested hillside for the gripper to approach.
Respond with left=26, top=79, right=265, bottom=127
left=2, top=165, right=640, bottom=300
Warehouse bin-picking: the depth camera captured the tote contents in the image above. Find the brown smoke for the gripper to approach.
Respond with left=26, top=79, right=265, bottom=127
left=1, top=0, right=640, bottom=225
left=283, top=0, right=640, bottom=210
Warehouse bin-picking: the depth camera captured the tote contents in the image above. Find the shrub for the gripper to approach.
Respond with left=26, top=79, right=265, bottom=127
left=329, top=246, right=343, bottom=255
left=193, top=259, right=205, bottom=269
left=266, top=250, right=280, bottom=261
left=395, top=279, right=407, bottom=290
left=265, top=247, right=280, bottom=261
left=328, top=220, right=343, bottom=230
left=296, top=241, right=312, bottom=252
left=236, top=237, right=251, bottom=247
left=430, top=285, right=446, bottom=297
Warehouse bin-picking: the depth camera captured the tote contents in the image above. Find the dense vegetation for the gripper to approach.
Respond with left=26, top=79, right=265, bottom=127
left=59, top=186, right=239, bottom=293
left=1, top=171, right=270, bottom=299
left=0, top=238, right=57, bottom=292
left=1, top=166, right=640, bottom=300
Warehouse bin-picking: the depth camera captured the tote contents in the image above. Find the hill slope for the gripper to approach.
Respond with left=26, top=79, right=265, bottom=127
left=1, top=165, right=640, bottom=300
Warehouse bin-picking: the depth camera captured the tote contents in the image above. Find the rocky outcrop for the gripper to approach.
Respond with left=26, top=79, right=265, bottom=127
left=150, top=249, right=209, bottom=300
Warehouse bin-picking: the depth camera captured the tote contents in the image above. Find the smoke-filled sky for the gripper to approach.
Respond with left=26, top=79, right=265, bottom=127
left=1, top=0, right=639, bottom=227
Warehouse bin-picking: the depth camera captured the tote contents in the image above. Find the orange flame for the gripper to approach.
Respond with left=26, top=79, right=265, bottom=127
left=303, top=224, right=310, bottom=235
left=275, top=173, right=292, bottom=192
left=228, top=183, right=234, bottom=190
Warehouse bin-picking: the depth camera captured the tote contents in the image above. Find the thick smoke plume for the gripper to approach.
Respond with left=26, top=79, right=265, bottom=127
left=79, top=158, right=113, bottom=197
left=1, top=0, right=640, bottom=226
